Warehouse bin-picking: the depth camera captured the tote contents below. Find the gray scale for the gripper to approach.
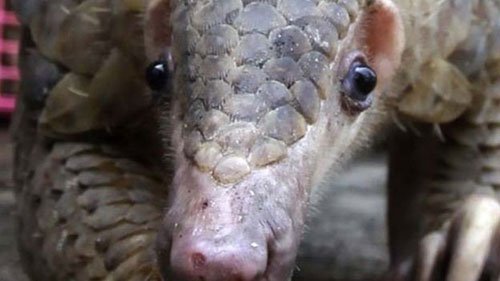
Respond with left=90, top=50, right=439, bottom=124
left=173, top=0, right=359, bottom=183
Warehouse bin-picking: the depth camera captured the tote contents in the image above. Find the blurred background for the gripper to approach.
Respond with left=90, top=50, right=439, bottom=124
left=0, top=2, right=390, bottom=280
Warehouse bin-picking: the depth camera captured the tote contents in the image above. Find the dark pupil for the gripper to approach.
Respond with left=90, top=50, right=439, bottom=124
left=146, top=61, right=168, bottom=91
left=350, top=63, right=377, bottom=97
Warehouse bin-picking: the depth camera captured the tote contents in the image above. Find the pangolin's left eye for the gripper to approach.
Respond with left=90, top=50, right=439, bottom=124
left=343, top=62, right=377, bottom=101
left=146, top=60, right=169, bottom=91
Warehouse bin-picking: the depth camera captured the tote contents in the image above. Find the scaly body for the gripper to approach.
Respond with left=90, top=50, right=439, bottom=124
left=11, top=0, right=500, bottom=280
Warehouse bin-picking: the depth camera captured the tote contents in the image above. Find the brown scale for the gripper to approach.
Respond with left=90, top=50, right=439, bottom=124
left=389, top=0, right=500, bottom=235
left=15, top=143, right=164, bottom=281
left=13, top=1, right=166, bottom=280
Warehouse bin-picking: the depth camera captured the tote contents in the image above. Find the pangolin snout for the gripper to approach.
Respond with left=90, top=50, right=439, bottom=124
left=166, top=231, right=268, bottom=281
left=157, top=160, right=301, bottom=281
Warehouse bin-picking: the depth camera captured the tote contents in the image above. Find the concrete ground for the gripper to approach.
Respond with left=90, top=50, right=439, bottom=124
left=295, top=152, right=389, bottom=281
left=0, top=119, right=389, bottom=281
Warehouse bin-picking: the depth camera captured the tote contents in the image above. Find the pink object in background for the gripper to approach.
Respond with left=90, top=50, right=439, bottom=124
left=0, top=0, right=19, bottom=116
left=0, top=95, right=15, bottom=114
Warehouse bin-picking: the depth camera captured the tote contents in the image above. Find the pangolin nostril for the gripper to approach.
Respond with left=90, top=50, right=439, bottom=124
left=191, top=253, right=206, bottom=269
left=168, top=234, right=268, bottom=281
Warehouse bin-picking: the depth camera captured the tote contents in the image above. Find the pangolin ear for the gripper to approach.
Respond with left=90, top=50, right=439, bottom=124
left=144, top=0, right=172, bottom=60
left=355, top=0, right=405, bottom=86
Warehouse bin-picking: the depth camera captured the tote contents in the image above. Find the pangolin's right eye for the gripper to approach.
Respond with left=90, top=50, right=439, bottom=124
left=146, top=60, right=169, bottom=91
left=343, top=62, right=377, bottom=102
left=340, top=58, right=377, bottom=113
